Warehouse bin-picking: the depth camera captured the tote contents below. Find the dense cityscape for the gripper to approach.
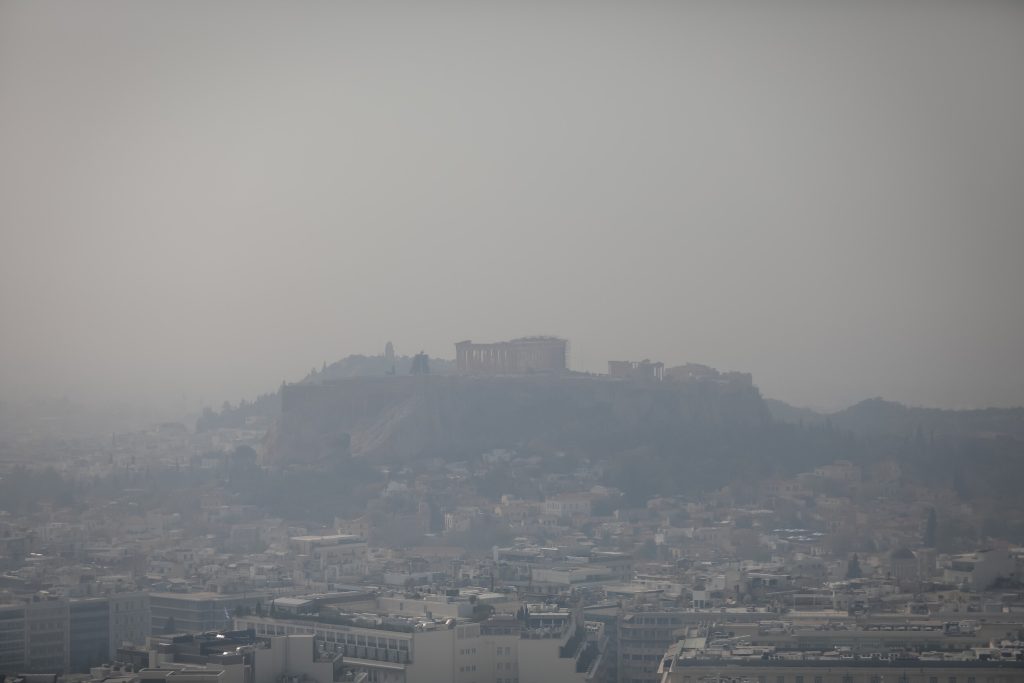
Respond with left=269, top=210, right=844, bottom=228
left=1, top=338, right=1022, bottom=683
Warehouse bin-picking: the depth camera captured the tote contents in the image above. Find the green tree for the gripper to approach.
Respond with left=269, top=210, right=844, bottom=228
left=846, top=554, right=862, bottom=579
left=637, top=539, right=658, bottom=560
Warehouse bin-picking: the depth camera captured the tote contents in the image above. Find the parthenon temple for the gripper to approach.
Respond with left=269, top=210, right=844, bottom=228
left=455, top=337, right=567, bottom=375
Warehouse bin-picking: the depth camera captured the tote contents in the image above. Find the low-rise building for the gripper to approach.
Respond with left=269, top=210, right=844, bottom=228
left=619, top=610, right=686, bottom=683
left=942, top=550, right=1016, bottom=591
left=150, top=592, right=270, bottom=636
left=658, top=646, right=1024, bottom=683
left=235, top=601, right=608, bottom=683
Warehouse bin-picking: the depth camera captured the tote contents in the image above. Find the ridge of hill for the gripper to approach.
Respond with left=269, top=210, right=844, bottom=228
left=765, top=396, right=1024, bottom=440
left=201, top=354, right=1024, bottom=444
left=195, top=353, right=456, bottom=431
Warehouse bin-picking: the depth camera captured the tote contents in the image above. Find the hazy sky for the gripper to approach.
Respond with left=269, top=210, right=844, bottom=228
left=1, top=1, right=1022, bottom=412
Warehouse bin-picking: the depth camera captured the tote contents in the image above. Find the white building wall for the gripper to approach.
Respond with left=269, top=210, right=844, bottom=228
left=251, top=635, right=333, bottom=683
left=518, top=636, right=582, bottom=683
left=237, top=614, right=591, bottom=683
left=406, top=628, right=456, bottom=683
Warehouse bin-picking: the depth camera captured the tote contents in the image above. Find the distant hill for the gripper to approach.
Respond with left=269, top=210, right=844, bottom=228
left=763, top=398, right=823, bottom=425
left=205, top=355, right=1024, bottom=443
left=202, top=358, right=1024, bottom=520
left=0, top=397, right=171, bottom=440
left=766, top=396, right=1024, bottom=440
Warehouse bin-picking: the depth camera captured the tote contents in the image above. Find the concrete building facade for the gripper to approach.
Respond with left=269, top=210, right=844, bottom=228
left=69, top=598, right=110, bottom=673
left=109, top=593, right=151, bottom=659
left=619, top=611, right=685, bottom=683
left=235, top=604, right=606, bottom=683
left=150, top=593, right=269, bottom=637
left=0, top=594, right=151, bottom=674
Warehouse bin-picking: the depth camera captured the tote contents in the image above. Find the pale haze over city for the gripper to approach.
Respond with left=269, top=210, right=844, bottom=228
left=2, top=1, right=1023, bottom=413
left=1, top=7, right=1024, bottom=683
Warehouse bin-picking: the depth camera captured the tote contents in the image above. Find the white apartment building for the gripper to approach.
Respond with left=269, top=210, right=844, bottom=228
left=234, top=603, right=604, bottom=683
left=942, top=549, right=1015, bottom=591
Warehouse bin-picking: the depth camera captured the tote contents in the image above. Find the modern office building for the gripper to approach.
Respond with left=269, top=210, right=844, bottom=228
left=150, top=593, right=269, bottom=637
left=0, top=594, right=151, bottom=674
left=70, top=598, right=110, bottom=672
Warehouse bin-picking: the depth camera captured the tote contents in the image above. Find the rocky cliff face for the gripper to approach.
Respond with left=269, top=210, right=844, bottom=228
left=266, top=374, right=770, bottom=465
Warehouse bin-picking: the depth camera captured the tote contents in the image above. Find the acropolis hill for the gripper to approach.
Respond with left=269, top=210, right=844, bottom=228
left=265, top=337, right=767, bottom=465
